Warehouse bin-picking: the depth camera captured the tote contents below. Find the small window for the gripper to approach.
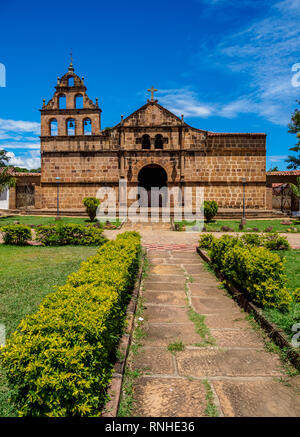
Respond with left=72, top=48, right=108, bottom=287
left=58, top=94, right=66, bottom=109
left=67, top=118, right=75, bottom=136
left=68, top=77, right=74, bottom=87
left=50, top=119, right=58, bottom=136
left=155, top=134, right=163, bottom=149
left=75, top=94, right=83, bottom=109
left=142, top=134, right=151, bottom=149
left=83, top=118, right=92, bottom=135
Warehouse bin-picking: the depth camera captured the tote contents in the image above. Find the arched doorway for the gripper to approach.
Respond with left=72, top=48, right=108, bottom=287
left=138, top=164, right=168, bottom=207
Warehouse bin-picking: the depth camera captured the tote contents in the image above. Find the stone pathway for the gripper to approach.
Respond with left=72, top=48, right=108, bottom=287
left=128, top=247, right=300, bottom=417
left=104, top=229, right=300, bottom=249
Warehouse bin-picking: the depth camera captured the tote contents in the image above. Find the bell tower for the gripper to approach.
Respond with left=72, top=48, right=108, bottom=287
left=40, top=60, right=101, bottom=138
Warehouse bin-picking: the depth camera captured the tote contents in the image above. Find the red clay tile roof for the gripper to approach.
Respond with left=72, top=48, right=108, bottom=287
left=13, top=172, right=41, bottom=177
left=0, top=168, right=41, bottom=177
left=207, top=132, right=266, bottom=137
left=268, top=170, right=300, bottom=176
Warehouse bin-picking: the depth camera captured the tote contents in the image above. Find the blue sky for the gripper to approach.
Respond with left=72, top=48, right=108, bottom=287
left=0, top=0, right=300, bottom=169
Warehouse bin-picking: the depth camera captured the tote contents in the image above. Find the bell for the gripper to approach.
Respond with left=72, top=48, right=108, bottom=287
left=69, top=121, right=74, bottom=127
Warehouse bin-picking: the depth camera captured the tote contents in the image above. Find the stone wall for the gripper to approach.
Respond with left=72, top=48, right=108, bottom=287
left=39, top=73, right=268, bottom=212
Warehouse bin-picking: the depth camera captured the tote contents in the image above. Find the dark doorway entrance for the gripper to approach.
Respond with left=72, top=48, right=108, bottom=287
left=16, top=185, right=35, bottom=208
left=138, top=165, right=168, bottom=207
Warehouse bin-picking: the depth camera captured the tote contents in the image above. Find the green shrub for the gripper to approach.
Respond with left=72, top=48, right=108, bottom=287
left=263, top=233, right=291, bottom=251
left=209, top=235, right=240, bottom=270
left=215, top=244, right=291, bottom=311
left=203, top=200, right=218, bottom=223
left=83, top=197, right=100, bottom=221
left=199, top=233, right=215, bottom=249
left=1, top=224, right=32, bottom=245
left=240, top=233, right=262, bottom=247
left=35, top=223, right=107, bottom=246
left=1, top=232, right=141, bottom=417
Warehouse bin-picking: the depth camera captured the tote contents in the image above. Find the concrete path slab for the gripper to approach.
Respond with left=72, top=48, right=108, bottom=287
left=125, top=244, right=300, bottom=417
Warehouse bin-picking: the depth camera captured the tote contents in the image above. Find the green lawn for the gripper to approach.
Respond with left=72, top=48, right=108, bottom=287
left=0, top=215, right=121, bottom=227
left=176, top=219, right=300, bottom=233
left=0, top=245, right=98, bottom=417
left=283, top=250, right=300, bottom=291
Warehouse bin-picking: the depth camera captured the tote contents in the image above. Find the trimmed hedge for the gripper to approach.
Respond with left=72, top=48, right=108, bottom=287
left=203, top=200, right=218, bottom=223
left=1, top=224, right=32, bottom=245
left=263, top=233, right=291, bottom=251
left=35, top=223, right=107, bottom=246
left=199, top=233, right=215, bottom=249
left=208, top=235, right=291, bottom=312
left=1, top=232, right=141, bottom=417
left=83, top=197, right=100, bottom=221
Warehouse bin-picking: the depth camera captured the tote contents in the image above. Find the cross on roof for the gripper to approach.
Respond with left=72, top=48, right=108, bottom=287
left=68, top=48, right=74, bottom=72
left=147, top=86, right=158, bottom=102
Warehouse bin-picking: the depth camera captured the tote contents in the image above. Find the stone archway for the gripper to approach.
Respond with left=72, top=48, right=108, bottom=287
left=138, top=164, right=168, bottom=207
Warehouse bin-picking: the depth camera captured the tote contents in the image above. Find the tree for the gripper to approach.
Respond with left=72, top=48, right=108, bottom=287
left=290, top=176, right=300, bottom=198
left=286, top=101, right=300, bottom=169
left=268, top=166, right=279, bottom=172
left=0, top=150, right=15, bottom=193
left=203, top=200, right=218, bottom=223
left=0, top=149, right=10, bottom=167
left=83, top=197, right=100, bottom=221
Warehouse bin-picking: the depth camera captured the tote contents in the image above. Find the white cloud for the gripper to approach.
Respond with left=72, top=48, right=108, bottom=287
left=185, top=0, right=300, bottom=125
left=1, top=142, right=40, bottom=150
left=275, top=0, right=300, bottom=11
left=6, top=151, right=41, bottom=170
left=0, top=118, right=40, bottom=134
left=267, top=155, right=289, bottom=163
left=158, top=88, right=212, bottom=118
left=211, top=1, right=300, bottom=124
left=0, top=117, right=40, bottom=153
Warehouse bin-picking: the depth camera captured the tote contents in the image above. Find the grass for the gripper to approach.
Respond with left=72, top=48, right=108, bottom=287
left=167, top=341, right=185, bottom=354
left=0, top=245, right=98, bottom=417
left=263, top=250, right=300, bottom=340
left=0, top=215, right=121, bottom=227
left=175, top=219, right=300, bottom=233
left=183, top=274, right=215, bottom=347
left=188, top=307, right=216, bottom=347
left=202, top=379, right=219, bottom=417
left=246, top=313, right=299, bottom=378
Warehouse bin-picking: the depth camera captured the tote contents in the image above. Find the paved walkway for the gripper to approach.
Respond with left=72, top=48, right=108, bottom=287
left=104, top=229, right=300, bottom=249
left=127, top=247, right=300, bottom=417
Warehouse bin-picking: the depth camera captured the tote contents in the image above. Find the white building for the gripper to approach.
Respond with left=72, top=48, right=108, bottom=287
left=0, top=187, right=9, bottom=210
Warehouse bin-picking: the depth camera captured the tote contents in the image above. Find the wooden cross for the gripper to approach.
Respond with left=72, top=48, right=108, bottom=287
left=148, top=86, right=158, bottom=102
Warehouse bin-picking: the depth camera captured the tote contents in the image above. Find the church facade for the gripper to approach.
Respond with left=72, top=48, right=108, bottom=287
left=37, top=63, right=269, bottom=213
